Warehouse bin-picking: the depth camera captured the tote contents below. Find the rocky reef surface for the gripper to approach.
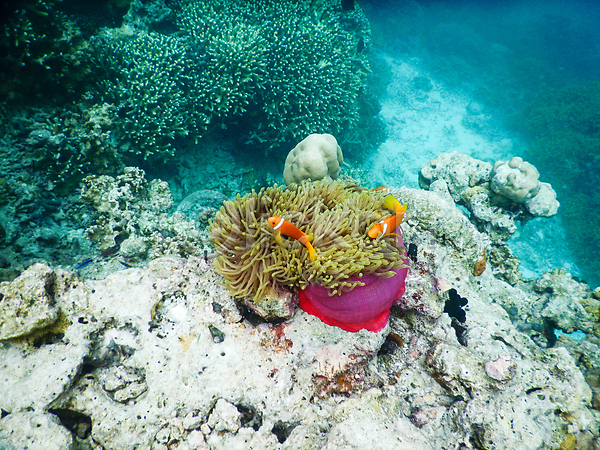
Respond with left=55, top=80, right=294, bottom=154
left=1, top=182, right=600, bottom=449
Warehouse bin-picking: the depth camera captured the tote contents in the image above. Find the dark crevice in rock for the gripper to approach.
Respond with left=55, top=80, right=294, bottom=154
left=271, top=420, right=298, bottom=444
left=48, top=408, right=92, bottom=439
left=236, top=403, right=262, bottom=431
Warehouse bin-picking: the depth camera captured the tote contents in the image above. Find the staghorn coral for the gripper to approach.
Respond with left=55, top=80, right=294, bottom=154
left=94, top=31, right=202, bottom=159
left=92, top=0, right=373, bottom=158
left=176, top=0, right=372, bottom=150
left=209, top=180, right=407, bottom=301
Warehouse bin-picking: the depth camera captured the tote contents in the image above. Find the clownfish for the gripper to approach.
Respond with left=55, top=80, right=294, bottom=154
left=368, top=194, right=407, bottom=239
left=268, top=216, right=317, bottom=261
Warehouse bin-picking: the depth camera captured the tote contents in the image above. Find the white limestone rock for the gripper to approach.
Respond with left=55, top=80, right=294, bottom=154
left=419, top=151, right=492, bottom=202
left=0, top=187, right=596, bottom=449
left=525, top=181, right=560, bottom=217
left=0, top=410, right=72, bottom=450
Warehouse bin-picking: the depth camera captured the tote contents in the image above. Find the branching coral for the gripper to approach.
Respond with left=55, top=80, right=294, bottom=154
left=209, top=180, right=407, bottom=300
left=95, top=32, right=202, bottom=159
left=0, top=0, right=89, bottom=106
left=93, top=0, right=372, bottom=158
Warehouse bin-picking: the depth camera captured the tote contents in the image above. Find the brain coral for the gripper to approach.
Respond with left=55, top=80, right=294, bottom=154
left=209, top=180, right=408, bottom=301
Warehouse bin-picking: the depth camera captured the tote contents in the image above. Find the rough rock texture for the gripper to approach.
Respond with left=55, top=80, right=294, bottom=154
left=490, top=157, right=559, bottom=217
left=418, top=151, right=492, bottom=201
left=79, top=166, right=209, bottom=264
left=419, top=151, right=559, bottom=243
left=0, top=187, right=598, bottom=449
left=0, top=410, right=72, bottom=450
left=490, top=156, right=541, bottom=203
left=0, top=263, right=58, bottom=341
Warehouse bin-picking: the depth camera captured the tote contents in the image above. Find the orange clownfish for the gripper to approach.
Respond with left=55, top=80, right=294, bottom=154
left=268, top=216, right=317, bottom=261
left=368, top=194, right=407, bottom=239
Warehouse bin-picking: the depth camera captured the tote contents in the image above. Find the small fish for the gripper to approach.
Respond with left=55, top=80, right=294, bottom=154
left=357, top=38, right=365, bottom=53
left=75, top=258, right=93, bottom=269
left=268, top=216, right=317, bottom=261
left=407, top=243, right=418, bottom=262
left=119, top=260, right=133, bottom=268
left=368, top=195, right=407, bottom=239
left=372, top=186, right=390, bottom=192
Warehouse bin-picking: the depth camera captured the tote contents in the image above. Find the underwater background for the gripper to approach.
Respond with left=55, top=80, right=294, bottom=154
left=360, top=0, right=600, bottom=288
left=0, top=0, right=598, bottom=288
left=2, top=0, right=600, bottom=448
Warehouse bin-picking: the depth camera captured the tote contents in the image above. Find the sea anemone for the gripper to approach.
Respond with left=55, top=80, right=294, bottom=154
left=209, top=180, right=407, bottom=302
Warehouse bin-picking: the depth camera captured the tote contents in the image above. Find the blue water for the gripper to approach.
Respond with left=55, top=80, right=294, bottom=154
left=358, top=0, right=600, bottom=287
left=1, top=0, right=599, bottom=289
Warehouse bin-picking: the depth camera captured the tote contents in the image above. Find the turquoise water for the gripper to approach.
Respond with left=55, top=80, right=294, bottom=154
left=359, top=0, right=600, bottom=288
left=1, top=1, right=600, bottom=448
left=0, top=0, right=598, bottom=287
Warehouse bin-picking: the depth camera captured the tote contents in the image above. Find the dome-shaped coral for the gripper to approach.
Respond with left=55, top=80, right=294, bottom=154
left=208, top=180, right=408, bottom=302
left=283, top=134, right=344, bottom=185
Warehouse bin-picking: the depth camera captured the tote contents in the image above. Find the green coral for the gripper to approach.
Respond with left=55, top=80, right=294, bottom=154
left=209, top=180, right=407, bottom=300
left=94, top=0, right=372, bottom=158
left=96, top=32, right=203, bottom=159
left=177, top=0, right=371, bottom=148
left=0, top=0, right=89, bottom=107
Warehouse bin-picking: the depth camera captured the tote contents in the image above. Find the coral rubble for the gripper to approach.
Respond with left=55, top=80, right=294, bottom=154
left=80, top=166, right=208, bottom=262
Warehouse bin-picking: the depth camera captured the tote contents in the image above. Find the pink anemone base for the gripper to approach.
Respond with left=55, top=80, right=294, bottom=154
left=298, top=230, right=409, bottom=332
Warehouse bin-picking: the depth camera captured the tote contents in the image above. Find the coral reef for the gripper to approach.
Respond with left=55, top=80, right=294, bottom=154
left=0, top=113, right=106, bottom=280
left=209, top=180, right=407, bottom=301
left=93, top=0, right=373, bottom=158
left=80, top=167, right=208, bottom=261
left=176, top=0, right=371, bottom=149
left=0, top=0, right=90, bottom=107
left=19, top=104, right=123, bottom=187
left=490, top=156, right=559, bottom=217
left=419, top=151, right=559, bottom=243
left=283, top=133, right=344, bottom=185
left=490, top=156, right=541, bottom=203
left=94, top=31, right=201, bottom=159
left=1, top=186, right=599, bottom=448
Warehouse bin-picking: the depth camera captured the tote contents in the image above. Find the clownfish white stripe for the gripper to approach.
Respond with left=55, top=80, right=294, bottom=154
left=272, top=217, right=285, bottom=230
left=380, top=222, right=388, bottom=236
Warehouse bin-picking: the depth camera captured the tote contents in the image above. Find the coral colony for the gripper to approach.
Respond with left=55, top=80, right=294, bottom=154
left=3, top=1, right=600, bottom=448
